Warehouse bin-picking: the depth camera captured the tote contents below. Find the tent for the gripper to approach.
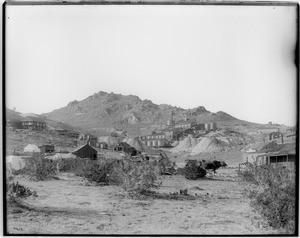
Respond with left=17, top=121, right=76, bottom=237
left=24, top=144, right=41, bottom=153
left=6, top=156, right=27, bottom=170
left=6, top=155, right=29, bottom=177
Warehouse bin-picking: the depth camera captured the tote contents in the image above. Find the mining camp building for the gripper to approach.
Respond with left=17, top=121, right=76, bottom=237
left=114, top=142, right=139, bottom=156
left=21, top=117, right=46, bottom=130
left=140, top=132, right=167, bottom=147
left=71, top=143, right=97, bottom=159
left=39, top=144, right=55, bottom=153
left=256, top=143, right=296, bottom=170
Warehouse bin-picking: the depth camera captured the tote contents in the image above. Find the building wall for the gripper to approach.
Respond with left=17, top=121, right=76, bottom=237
left=40, top=145, right=55, bottom=153
left=73, top=145, right=97, bottom=159
left=256, top=154, right=295, bottom=170
left=22, top=121, right=46, bottom=130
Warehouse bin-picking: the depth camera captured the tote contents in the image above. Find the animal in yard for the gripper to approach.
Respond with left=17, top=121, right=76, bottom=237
left=201, top=160, right=227, bottom=174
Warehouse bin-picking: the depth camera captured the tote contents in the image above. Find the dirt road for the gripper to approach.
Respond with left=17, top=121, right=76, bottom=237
left=6, top=169, right=277, bottom=235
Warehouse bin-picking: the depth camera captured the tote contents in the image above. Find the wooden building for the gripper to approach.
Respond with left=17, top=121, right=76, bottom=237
left=71, top=143, right=97, bottom=159
left=264, top=131, right=284, bottom=144
left=114, top=142, right=139, bottom=156
left=55, top=127, right=68, bottom=135
left=67, top=131, right=80, bottom=138
left=242, top=141, right=277, bottom=163
left=140, top=132, right=167, bottom=148
left=78, top=133, right=98, bottom=146
left=39, top=144, right=55, bottom=153
left=21, top=116, right=46, bottom=130
left=256, top=143, right=296, bottom=170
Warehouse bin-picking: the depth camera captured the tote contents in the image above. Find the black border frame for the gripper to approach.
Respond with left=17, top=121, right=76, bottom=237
left=2, top=1, right=299, bottom=236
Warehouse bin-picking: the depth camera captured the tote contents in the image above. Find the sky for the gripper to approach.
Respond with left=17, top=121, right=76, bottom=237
left=5, top=4, right=297, bottom=126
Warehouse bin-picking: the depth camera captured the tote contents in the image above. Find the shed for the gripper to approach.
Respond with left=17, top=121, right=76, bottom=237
left=71, top=143, right=97, bottom=159
left=39, top=144, right=55, bottom=153
left=23, top=144, right=41, bottom=153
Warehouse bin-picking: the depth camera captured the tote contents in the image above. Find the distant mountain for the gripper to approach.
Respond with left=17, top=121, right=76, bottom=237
left=42, top=91, right=261, bottom=137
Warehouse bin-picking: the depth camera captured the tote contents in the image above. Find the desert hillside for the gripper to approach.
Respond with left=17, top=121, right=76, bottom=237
left=42, top=91, right=262, bottom=137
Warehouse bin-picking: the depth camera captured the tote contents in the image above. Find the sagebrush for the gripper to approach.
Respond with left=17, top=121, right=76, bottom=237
left=239, top=163, right=295, bottom=234
left=57, top=157, right=161, bottom=193
left=20, top=154, right=58, bottom=180
left=121, top=160, right=161, bottom=193
left=7, top=182, right=37, bottom=202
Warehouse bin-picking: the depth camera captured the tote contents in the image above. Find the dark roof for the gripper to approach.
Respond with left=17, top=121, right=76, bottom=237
left=118, top=142, right=132, bottom=148
left=258, top=143, right=296, bottom=157
left=21, top=116, right=45, bottom=123
left=71, top=144, right=97, bottom=153
left=39, top=144, right=55, bottom=148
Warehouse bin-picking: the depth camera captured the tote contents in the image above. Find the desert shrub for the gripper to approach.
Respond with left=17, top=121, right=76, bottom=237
left=57, top=157, right=87, bottom=173
left=7, top=182, right=37, bottom=202
left=56, top=157, right=161, bottom=194
left=121, top=160, right=161, bottom=193
left=62, top=157, right=124, bottom=184
left=239, top=163, right=295, bottom=234
left=77, top=159, right=123, bottom=184
left=19, top=154, right=58, bottom=181
left=183, top=160, right=207, bottom=180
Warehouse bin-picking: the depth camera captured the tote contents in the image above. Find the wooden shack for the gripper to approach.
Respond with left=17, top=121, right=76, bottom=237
left=39, top=144, right=55, bottom=153
left=256, top=143, right=296, bottom=170
left=114, top=142, right=139, bottom=156
left=71, top=143, right=97, bottom=159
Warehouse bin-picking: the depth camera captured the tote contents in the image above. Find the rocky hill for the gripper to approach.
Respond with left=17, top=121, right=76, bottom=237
left=42, top=91, right=261, bottom=137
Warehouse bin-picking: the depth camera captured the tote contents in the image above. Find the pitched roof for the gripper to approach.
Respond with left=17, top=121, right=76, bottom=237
left=118, top=142, right=132, bottom=148
left=71, top=143, right=97, bottom=153
left=39, top=144, right=55, bottom=148
left=259, top=143, right=296, bottom=156
left=243, top=141, right=275, bottom=152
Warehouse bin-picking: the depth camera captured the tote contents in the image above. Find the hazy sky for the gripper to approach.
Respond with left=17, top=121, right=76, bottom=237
left=6, top=5, right=297, bottom=126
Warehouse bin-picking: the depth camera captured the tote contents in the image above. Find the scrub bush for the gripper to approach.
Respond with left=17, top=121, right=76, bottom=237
left=7, top=182, right=37, bottom=202
left=121, top=160, right=161, bottom=193
left=20, top=154, right=58, bottom=181
left=239, top=163, right=295, bottom=234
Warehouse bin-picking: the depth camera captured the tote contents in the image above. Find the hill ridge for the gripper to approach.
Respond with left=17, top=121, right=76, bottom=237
left=40, top=90, right=261, bottom=136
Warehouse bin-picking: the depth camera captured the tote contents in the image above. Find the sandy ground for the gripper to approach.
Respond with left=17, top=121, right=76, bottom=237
left=6, top=168, right=278, bottom=235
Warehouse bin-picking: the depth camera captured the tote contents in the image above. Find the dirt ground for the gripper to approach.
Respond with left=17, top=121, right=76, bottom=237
left=5, top=167, right=279, bottom=235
